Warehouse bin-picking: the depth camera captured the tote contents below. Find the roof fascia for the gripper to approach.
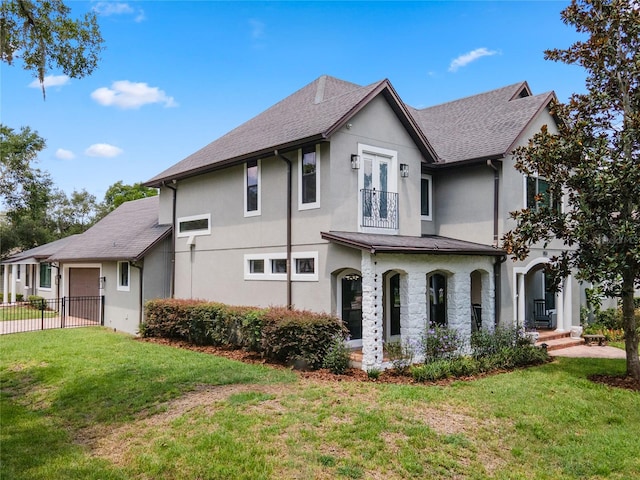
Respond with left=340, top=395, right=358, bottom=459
left=508, top=81, right=532, bottom=100
left=504, top=92, right=557, bottom=156
left=426, top=155, right=504, bottom=171
left=323, top=80, right=438, bottom=163
left=133, top=227, right=173, bottom=262
left=144, top=134, right=326, bottom=187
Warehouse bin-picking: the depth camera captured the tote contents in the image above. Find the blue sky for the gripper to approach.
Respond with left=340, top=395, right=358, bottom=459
left=2, top=1, right=587, bottom=201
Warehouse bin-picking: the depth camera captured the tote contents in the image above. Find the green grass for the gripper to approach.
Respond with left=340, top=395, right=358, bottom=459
left=2, top=328, right=639, bottom=480
left=0, top=305, right=58, bottom=321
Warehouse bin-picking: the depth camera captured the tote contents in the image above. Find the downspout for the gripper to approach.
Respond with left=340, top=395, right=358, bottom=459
left=131, top=261, right=144, bottom=331
left=164, top=181, right=177, bottom=298
left=487, top=159, right=503, bottom=327
left=275, top=150, right=293, bottom=309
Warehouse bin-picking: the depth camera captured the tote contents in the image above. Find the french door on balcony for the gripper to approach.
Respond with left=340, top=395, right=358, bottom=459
left=360, top=147, right=398, bottom=231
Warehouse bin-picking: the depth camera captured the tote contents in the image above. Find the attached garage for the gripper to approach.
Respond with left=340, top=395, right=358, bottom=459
left=68, top=267, right=101, bottom=322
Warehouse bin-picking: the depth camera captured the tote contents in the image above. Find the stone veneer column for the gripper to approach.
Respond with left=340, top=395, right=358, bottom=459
left=404, top=270, right=427, bottom=362
left=360, top=252, right=383, bottom=370
left=447, top=272, right=472, bottom=351
left=481, top=271, right=496, bottom=332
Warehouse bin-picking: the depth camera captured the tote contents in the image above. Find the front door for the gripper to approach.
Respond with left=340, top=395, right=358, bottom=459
left=341, top=273, right=363, bottom=346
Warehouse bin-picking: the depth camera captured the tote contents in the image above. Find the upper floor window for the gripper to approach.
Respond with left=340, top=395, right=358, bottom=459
left=421, top=174, right=433, bottom=221
left=526, top=176, right=560, bottom=212
left=39, top=263, right=51, bottom=289
left=299, top=145, right=320, bottom=210
left=244, top=159, right=261, bottom=216
left=177, top=213, right=211, bottom=238
left=117, top=261, right=130, bottom=291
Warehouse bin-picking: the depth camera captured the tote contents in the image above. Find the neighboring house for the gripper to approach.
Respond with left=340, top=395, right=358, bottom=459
left=144, top=75, right=587, bottom=370
left=1, top=197, right=172, bottom=335
left=2, top=235, right=79, bottom=302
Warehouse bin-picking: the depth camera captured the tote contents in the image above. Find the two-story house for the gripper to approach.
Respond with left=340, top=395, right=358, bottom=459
left=144, top=75, right=583, bottom=370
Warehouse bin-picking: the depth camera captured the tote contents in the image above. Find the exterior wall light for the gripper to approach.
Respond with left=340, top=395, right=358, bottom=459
left=400, top=163, right=409, bottom=177
left=351, top=154, right=360, bottom=170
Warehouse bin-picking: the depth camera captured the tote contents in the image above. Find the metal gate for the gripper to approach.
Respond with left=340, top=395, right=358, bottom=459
left=0, top=296, right=104, bottom=335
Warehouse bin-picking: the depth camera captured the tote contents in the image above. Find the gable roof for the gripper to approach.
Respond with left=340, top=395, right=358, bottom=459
left=321, top=231, right=505, bottom=256
left=2, top=235, right=80, bottom=265
left=48, top=196, right=171, bottom=263
left=410, top=81, right=556, bottom=165
left=145, top=75, right=437, bottom=186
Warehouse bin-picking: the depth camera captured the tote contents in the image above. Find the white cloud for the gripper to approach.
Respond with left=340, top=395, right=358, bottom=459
left=93, top=2, right=145, bottom=22
left=448, top=48, right=499, bottom=72
left=55, top=148, right=76, bottom=160
left=91, top=80, right=177, bottom=109
left=28, top=74, right=70, bottom=88
left=85, top=143, right=123, bottom=158
left=249, top=19, right=265, bottom=39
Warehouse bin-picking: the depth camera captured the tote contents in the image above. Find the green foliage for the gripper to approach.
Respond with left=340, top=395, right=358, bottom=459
left=0, top=0, right=104, bottom=96
left=411, top=360, right=451, bottom=382
left=260, top=307, right=348, bottom=369
left=470, top=326, right=530, bottom=359
left=322, top=336, right=351, bottom=374
left=421, top=322, right=463, bottom=363
left=96, top=181, right=158, bottom=220
left=366, top=367, right=381, bottom=380
left=27, top=295, right=45, bottom=309
left=143, top=300, right=347, bottom=370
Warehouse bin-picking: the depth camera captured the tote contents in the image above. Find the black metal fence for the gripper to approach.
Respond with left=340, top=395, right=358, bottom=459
left=0, top=296, right=104, bottom=335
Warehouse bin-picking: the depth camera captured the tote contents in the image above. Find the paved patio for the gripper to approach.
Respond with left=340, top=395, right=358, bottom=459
left=550, top=344, right=628, bottom=359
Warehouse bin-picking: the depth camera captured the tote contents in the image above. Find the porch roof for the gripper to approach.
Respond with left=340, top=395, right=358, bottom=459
left=2, top=235, right=80, bottom=265
left=321, top=231, right=506, bottom=256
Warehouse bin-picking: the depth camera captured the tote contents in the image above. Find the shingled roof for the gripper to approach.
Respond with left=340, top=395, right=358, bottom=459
left=2, top=235, right=80, bottom=264
left=145, top=76, right=437, bottom=186
left=48, top=196, right=171, bottom=263
left=410, top=81, right=555, bottom=164
left=321, top=231, right=505, bottom=255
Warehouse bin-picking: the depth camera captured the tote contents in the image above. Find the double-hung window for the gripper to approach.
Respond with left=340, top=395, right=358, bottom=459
left=299, top=145, right=320, bottom=209
left=421, top=174, right=433, bottom=221
left=39, top=263, right=52, bottom=289
left=244, top=159, right=261, bottom=216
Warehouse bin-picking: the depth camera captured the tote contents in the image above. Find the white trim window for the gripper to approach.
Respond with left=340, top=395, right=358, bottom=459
left=244, top=251, right=318, bottom=282
left=244, top=159, right=261, bottom=217
left=39, top=263, right=52, bottom=289
left=525, top=175, right=561, bottom=213
left=117, top=261, right=130, bottom=292
left=177, top=213, right=211, bottom=238
left=298, top=144, right=320, bottom=210
left=421, top=173, right=433, bottom=221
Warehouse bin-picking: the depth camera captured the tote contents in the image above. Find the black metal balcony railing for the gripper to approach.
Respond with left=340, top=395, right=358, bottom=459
left=361, top=189, right=398, bottom=229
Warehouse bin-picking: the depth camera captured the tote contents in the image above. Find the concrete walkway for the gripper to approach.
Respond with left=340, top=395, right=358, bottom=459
left=550, top=344, right=627, bottom=359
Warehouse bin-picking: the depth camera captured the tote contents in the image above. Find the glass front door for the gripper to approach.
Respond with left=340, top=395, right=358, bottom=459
left=341, top=273, right=362, bottom=343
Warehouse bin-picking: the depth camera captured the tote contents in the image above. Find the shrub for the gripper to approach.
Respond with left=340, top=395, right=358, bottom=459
left=421, top=323, right=463, bottom=363
left=366, top=367, right=381, bottom=380
left=384, top=339, right=419, bottom=373
left=28, top=295, right=46, bottom=310
left=470, top=326, right=529, bottom=359
left=594, top=308, right=623, bottom=330
left=447, top=356, right=479, bottom=377
left=323, top=336, right=351, bottom=374
left=16, top=294, right=23, bottom=302
left=261, top=307, right=348, bottom=369
left=411, top=360, right=451, bottom=382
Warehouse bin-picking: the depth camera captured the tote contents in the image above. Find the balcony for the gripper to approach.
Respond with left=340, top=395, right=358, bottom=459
left=361, top=189, right=398, bottom=230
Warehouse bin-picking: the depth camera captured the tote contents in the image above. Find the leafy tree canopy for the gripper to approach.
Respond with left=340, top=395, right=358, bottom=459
left=502, top=0, right=640, bottom=380
left=96, top=180, right=158, bottom=219
left=0, top=0, right=104, bottom=97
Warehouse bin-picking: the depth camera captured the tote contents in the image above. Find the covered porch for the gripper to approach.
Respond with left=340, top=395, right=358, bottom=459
left=322, top=231, right=505, bottom=370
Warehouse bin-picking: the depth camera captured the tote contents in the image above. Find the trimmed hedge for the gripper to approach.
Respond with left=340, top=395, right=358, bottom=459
left=142, top=299, right=347, bottom=369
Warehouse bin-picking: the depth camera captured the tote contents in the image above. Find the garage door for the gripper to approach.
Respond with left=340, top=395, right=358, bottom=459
left=69, top=268, right=101, bottom=321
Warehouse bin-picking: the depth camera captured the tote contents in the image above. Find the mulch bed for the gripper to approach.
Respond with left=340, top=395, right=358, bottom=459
left=138, top=337, right=640, bottom=391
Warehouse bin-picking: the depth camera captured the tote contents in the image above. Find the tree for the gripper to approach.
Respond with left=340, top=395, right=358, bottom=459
left=502, top=0, right=640, bottom=381
left=0, top=0, right=104, bottom=97
left=49, top=188, right=98, bottom=236
left=96, top=181, right=158, bottom=220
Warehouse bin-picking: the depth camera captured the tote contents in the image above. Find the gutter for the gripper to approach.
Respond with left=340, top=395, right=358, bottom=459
left=131, top=261, right=144, bottom=330
left=275, top=150, right=293, bottom=309
left=163, top=181, right=178, bottom=298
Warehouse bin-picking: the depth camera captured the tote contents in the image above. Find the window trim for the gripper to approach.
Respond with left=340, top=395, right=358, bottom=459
left=244, top=159, right=261, bottom=217
left=524, top=174, right=562, bottom=213
left=298, top=144, right=320, bottom=210
left=117, top=261, right=130, bottom=292
left=39, top=263, right=52, bottom=290
left=421, top=173, right=433, bottom=221
left=177, top=213, right=211, bottom=238
left=244, top=251, right=318, bottom=282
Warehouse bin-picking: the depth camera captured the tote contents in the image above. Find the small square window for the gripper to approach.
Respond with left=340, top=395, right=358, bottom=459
left=295, top=258, right=315, bottom=274
left=249, top=259, right=264, bottom=274
left=271, top=259, right=287, bottom=273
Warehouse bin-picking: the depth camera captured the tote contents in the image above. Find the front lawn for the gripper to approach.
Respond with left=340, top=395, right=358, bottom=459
left=0, top=305, right=58, bottom=321
left=1, top=328, right=639, bottom=480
